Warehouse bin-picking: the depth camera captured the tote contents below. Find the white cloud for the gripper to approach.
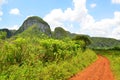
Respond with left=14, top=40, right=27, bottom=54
left=44, top=0, right=120, bottom=39
left=9, top=8, right=20, bottom=15
left=110, top=26, right=120, bottom=39
left=80, top=11, right=120, bottom=39
left=43, top=9, right=65, bottom=30
left=112, top=0, right=120, bottom=4
left=44, top=0, right=88, bottom=30
left=0, top=0, right=6, bottom=6
left=90, top=3, right=96, bottom=8
left=7, top=25, right=19, bottom=30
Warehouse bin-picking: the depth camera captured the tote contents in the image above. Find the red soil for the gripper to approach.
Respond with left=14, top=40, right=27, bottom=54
left=69, top=55, right=114, bottom=80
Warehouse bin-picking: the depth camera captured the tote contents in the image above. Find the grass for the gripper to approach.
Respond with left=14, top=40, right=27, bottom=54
left=95, top=50, right=120, bottom=80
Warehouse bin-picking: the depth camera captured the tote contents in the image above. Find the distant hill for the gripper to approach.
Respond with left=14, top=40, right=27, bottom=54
left=53, top=27, right=71, bottom=39
left=89, top=37, right=120, bottom=50
left=0, top=29, right=14, bottom=38
left=0, top=16, right=120, bottom=50
left=15, top=16, right=52, bottom=37
left=52, top=27, right=82, bottom=39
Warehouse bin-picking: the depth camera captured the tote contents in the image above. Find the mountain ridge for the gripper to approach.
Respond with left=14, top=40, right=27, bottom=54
left=0, top=16, right=120, bottom=50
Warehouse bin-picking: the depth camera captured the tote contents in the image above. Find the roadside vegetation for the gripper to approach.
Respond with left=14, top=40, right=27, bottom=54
left=0, top=26, right=97, bottom=80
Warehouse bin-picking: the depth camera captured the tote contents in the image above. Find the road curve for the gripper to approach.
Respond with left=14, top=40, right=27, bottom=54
left=69, top=55, right=114, bottom=80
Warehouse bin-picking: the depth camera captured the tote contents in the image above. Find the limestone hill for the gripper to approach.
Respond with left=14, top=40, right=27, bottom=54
left=15, top=16, right=52, bottom=37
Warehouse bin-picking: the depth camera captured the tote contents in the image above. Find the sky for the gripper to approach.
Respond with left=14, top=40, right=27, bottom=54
left=0, top=0, right=120, bottom=39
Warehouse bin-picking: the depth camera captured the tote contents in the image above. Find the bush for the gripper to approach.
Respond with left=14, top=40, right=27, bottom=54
left=0, top=31, right=7, bottom=40
left=73, top=35, right=92, bottom=50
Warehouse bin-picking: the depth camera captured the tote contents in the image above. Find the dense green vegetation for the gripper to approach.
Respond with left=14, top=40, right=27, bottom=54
left=0, top=29, right=14, bottom=38
left=17, top=25, right=49, bottom=39
left=95, top=50, right=120, bottom=80
left=0, top=31, right=7, bottom=40
left=73, top=35, right=92, bottom=50
left=0, top=24, right=97, bottom=80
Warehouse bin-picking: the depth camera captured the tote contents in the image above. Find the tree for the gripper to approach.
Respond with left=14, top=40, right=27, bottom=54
left=0, top=31, right=7, bottom=40
left=73, top=35, right=92, bottom=50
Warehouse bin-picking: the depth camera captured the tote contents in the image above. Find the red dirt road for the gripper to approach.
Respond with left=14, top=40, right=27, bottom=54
left=69, top=56, right=114, bottom=80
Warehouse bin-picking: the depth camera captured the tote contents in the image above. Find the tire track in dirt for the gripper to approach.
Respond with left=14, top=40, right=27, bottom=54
left=69, top=55, right=114, bottom=80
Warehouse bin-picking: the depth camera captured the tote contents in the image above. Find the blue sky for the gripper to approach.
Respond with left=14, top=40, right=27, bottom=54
left=0, top=0, right=120, bottom=39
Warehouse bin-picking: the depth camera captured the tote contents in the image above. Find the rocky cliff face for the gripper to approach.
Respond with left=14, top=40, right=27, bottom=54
left=15, top=16, right=52, bottom=37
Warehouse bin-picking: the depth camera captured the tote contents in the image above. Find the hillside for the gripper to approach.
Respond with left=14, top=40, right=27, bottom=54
left=0, top=29, right=14, bottom=38
left=52, top=27, right=71, bottom=39
left=89, top=37, right=120, bottom=50
left=0, top=16, right=120, bottom=51
left=16, top=24, right=49, bottom=39
left=15, top=16, right=52, bottom=37
left=0, top=16, right=120, bottom=50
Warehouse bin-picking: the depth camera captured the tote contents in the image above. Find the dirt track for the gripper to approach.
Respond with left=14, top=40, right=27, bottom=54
left=69, top=56, right=114, bottom=80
